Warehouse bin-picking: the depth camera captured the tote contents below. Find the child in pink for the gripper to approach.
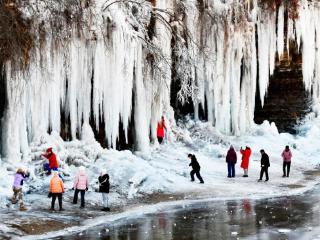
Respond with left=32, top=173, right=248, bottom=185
left=73, top=166, right=89, bottom=208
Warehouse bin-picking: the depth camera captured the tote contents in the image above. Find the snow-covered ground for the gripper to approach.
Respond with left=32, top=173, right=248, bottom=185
left=1, top=116, right=320, bottom=214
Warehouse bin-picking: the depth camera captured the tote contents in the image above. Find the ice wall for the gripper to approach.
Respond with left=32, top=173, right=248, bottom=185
left=180, top=0, right=277, bottom=135
left=1, top=1, right=173, bottom=160
left=294, top=1, right=320, bottom=111
left=2, top=0, right=320, bottom=161
left=183, top=0, right=320, bottom=135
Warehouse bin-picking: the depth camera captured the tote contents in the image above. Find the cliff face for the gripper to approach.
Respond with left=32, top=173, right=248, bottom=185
left=0, top=0, right=319, bottom=161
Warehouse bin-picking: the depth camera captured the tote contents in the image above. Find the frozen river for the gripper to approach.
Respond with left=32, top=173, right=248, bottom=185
left=54, top=184, right=320, bottom=240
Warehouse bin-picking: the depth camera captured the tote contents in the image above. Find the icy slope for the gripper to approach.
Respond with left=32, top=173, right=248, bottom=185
left=1, top=118, right=320, bottom=212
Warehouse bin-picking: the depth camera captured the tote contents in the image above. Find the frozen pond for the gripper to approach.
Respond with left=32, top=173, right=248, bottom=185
left=55, top=184, right=320, bottom=240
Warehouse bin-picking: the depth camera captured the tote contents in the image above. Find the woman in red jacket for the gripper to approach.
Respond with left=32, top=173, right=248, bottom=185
left=240, top=146, right=252, bottom=177
left=157, top=116, right=167, bottom=144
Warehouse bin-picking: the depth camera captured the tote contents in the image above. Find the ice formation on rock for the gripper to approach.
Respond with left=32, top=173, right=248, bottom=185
left=1, top=0, right=320, bottom=161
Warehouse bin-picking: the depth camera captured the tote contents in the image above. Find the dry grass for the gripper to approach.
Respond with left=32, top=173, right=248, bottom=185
left=0, top=0, right=34, bottom=68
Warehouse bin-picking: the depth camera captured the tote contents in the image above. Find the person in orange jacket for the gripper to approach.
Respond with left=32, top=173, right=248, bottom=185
left=157, top=116, right=167, bottom=144
left=49, top=171, right=64, bottom=211
left=42, top=148, right=59, bottom=173
left=240, top=146, right=252, bottom=177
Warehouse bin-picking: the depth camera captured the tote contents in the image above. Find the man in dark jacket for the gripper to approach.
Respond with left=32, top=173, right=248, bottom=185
left=226, top=146, right=237, bottom=178
left=188, top=154, right=204, bottom=183
left=98, top=169, right=110, bottom=211
left=258, top=149, right=270, bottom=182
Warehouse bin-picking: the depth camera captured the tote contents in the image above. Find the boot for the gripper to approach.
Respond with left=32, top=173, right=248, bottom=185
left=20, top=205, right=27, bottom=211
left=102, top=207, right=110, bottom=212
left=11, top=198, right=17, bottom=204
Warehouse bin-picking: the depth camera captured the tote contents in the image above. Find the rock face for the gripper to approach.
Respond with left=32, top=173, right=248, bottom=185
left=254, top=51, right=311, bottom=134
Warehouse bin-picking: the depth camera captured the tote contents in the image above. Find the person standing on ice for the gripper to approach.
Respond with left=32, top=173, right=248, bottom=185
left=188, top=154, right=204, bottom=183
left=98, top=169, right=110, bottom=211
left=12, top=168, right=29, bottom=211
left=42, top=147, right=59, bottom=174
left=240, top=146, right=251, bottom=177
left=226, top=146, right=237, bottom=178
left=157, top=116, right=167, bottom=144
left=258, top=149, right=270, bottom=182
left=281, top=146, right=292, bottom=177
left=73, top=166, right=89, bottom=208
left=49, top=171, right=64, bottom=211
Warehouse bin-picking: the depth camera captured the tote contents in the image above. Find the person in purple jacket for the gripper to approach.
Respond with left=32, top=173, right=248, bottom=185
left=226, top=146, right=237, bottom=178
left=12, top=168, right=29, bottom=211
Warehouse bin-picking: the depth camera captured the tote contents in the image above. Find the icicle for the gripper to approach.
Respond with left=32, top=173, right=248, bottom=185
left=297, top=1, right=316, bottom=92
left=286, top=18, right=294, bottom=57
left=133, top=43, right=149, bottom=152
left=277, top=4, right=285, bottom=59
left=256, top=9, right=277, bottom=107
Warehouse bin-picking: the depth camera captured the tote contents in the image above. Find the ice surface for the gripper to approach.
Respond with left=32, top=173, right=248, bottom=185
left=278, top=229, right=291, bottom=233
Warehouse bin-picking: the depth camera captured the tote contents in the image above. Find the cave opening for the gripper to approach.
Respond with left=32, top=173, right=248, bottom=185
left=254, top=19, right=311, bottom=134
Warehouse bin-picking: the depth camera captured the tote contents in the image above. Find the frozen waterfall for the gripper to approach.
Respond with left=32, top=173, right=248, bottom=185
left=1, top=0, right=320, bottom=161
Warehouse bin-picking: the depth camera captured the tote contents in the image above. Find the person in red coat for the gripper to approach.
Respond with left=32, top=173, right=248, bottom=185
left=157, top=116, right=167, bottom=144
left=42, top=148, right=59, bottom=172
left=240, top=146, right=251, bottom=177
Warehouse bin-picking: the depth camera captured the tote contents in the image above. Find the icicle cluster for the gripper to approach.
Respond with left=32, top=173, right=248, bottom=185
left=291, top=0, right=320, bottom=113
left=180, top=0, right=272, bottom=135
left=2, top=0, right=320, bottom=161
left=1, top=0, right=173, bottom=160
left=182, top=0, right=320, bottom=135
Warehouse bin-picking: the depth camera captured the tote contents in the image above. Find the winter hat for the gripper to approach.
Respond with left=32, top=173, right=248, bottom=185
left=100, top=168, right=107, bottom=176
left=47, top=147, right=53, bottom=153
left=79, top=166, right=85, bottom=172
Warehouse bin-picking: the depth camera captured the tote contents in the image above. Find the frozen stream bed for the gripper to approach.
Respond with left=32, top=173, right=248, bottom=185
left=55, top=183, right=320, bottom=240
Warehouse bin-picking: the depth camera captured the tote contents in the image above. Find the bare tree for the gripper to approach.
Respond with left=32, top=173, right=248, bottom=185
left=0, top=0, right=34, bottom=69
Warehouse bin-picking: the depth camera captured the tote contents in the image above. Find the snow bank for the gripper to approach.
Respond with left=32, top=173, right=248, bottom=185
left=2, top=116, right=320, bottom=214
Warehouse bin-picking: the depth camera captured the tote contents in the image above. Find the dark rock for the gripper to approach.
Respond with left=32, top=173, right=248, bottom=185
left=254, top=51, right=311, bottom=134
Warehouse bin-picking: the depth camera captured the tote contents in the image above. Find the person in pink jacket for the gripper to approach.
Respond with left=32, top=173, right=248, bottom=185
left=72, top=166, right=89, bottom=208
left=281, top=146, right=292, bottom=177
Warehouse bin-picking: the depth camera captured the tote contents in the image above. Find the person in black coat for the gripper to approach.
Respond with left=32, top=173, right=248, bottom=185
left=188, top=154, right=204, bottom=183
left=258, top=149, right=270, bottom=182
left=226, top=146, right=237, bottom=178
left=98, top=169, right=110, bottom=211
